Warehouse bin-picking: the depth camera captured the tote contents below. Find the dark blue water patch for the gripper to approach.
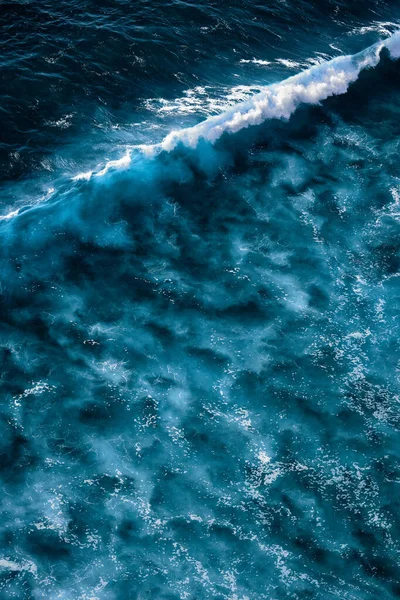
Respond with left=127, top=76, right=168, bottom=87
left=0, top=47, right=400, bottom=598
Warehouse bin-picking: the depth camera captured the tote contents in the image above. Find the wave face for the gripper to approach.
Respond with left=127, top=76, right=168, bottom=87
left=1, top=3, right=400, bottom=600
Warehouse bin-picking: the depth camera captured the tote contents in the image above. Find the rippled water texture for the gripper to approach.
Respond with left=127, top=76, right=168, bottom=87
left=1, top=2, right=400, bottom=599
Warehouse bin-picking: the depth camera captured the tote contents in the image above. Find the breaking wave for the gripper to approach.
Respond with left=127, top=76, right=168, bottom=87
left=69, top=31, right=400, bottom=184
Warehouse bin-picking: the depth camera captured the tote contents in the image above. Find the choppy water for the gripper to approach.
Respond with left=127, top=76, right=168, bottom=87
left=1, top=2, right=400, bottom=599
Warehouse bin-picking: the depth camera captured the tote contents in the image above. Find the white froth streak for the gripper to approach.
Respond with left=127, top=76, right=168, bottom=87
left=0, top=208, right=20, bottom=220
left=71, top=149, right=133, bottom=182
left=0, top=558, right=37, bottom=575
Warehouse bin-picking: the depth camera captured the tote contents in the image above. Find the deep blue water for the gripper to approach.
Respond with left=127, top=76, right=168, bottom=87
left=1, top=2, right=400, bottom=599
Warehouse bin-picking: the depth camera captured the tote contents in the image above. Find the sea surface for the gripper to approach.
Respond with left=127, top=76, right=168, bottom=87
left=1, top=2, right=400, bottom=599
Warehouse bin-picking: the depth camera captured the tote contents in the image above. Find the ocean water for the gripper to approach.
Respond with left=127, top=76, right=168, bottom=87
left=1, top=2, right=400, bottom=599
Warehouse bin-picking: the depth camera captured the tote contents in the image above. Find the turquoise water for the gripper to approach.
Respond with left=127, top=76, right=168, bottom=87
left=1, top=3, right=400, bottom=599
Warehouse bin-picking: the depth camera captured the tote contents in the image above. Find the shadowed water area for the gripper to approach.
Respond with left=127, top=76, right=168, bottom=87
left=1, top=2, right=400, bottom=599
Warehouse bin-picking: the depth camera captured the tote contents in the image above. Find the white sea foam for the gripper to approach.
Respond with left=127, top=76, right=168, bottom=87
left=275, top=58, right=304, bottom=69
left=95, top=149, right=132, bottom=177
left=0, top=558, right=37, bottom=575
left=350, top=21, right=400, bottom=38
left=144, top=85, right=263, bottom=118
left=0, top=208, right=20, bottom=220
left=385, top=30, right=400, bottom=58
left=240, top=58, right=272, bottom=66
left=72, top=170, right=93, bottom=181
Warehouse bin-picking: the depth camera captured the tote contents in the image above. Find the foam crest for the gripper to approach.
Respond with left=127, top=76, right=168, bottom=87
left=385, top=30, right=400, bottom=58
left=0, top=209, right=20, bottom=221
